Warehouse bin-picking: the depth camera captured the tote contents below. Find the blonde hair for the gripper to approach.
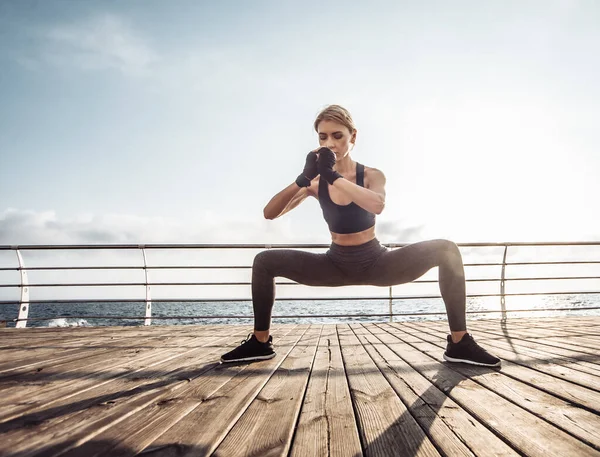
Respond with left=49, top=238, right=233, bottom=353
left=313, top=105, right=357, bottom=134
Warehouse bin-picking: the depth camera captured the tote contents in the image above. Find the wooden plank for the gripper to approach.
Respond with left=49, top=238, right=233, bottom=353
left=470, top=318, right=600, bottom=350
left=210, top=326, right=322, bottom=457
left=103, top=326, right=312, bottom=457
left=418, top=321, right=600, bottom=393
left=505, top=321, right=600, bottom=337
left=336, top=324, right=440, bottom=457
left=0, top=327, right=252, bottom=430
left=44, top=326, right=305, bottom=457
left=399, top=321, right=600, bottom=413
left=353, top=324, right=518, bottom=457
left=0, top=327, right=270, bottom=455
left=418, top=319, right=600, bottom=360
left=373, top=323, right=600, bottom=457
left=0, top=329, right=238, bottom=423
left=386, top=323, right=600, bottom=451
left=0, top=326, right=226, bottom=375
left=480, top=319, right=600, bottom=351
left=0, top=326, right=170, bottom=350
left=0, top=328, right=180, bottom=373
left=290, top=325, right=363, bottom=457
left=467, top=322, right=600, bottom=375
left=0, top=326, right=228, bottom=386
left=0, top=332, right=142, bottom=366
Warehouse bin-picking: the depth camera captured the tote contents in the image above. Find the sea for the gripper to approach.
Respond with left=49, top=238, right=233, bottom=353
left=1, top=293, right=599, bottom=328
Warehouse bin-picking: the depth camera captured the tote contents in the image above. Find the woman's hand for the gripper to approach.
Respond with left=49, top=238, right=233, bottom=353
left=295, top=151, right=319, bottom=188
left=316, top=148, right=343, bottom=185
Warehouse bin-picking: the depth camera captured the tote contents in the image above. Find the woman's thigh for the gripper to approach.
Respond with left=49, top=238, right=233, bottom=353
left=254, top=249, right=349, bottom=287
left=363, top=239, right=452, bottom=286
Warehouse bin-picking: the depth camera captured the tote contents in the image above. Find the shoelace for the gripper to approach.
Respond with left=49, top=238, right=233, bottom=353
left=464, top=336, right=491, bottom=356
left=240, top=333, right=253, bottom=344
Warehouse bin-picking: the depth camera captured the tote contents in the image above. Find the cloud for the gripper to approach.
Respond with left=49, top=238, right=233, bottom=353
left=0, top=208, right=296, bottom=245
left=29, top=13, right=157, bottom=76
left=375, top=219, right=427, bottom=243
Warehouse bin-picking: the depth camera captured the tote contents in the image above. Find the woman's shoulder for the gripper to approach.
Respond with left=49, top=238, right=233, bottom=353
left=362, top=165, right=386, bottom=188
left=363, top=165, right=386, bottom=178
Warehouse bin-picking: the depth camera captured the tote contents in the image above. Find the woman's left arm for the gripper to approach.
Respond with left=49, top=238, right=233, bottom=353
left=333, top=168, right=386, bottom=214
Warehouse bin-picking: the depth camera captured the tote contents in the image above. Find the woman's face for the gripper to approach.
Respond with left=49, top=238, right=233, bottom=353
left=317, top=120, right=356, bottom=160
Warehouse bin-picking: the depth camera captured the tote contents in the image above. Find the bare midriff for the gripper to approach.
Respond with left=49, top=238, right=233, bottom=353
left=330, top=225, right=376, bottom=246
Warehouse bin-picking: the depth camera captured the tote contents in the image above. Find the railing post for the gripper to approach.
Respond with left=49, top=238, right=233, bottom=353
left=15, top=249, right=29, bottom=328
left=388, top=286, right=393, bottom=322
left=500, top=245, right=508, bottom=322
left=141, top=248, right=152, bottom=326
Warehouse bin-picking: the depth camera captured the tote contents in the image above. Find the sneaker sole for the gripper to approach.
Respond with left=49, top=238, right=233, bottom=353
left=220, top=352, right=276, bottom=363
left=443, top=354, right=501, bottom=367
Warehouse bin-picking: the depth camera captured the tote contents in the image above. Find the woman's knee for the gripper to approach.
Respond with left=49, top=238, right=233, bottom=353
left=431, top=239, right=462, bottom=262
left=254, top=249, right=276, bottom=266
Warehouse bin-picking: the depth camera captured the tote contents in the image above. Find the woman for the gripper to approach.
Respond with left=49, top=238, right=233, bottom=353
left=221, top=105, right=500, bottom=367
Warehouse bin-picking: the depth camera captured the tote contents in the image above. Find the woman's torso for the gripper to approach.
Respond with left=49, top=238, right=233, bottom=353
left=307, top=162, right=377, bottom=246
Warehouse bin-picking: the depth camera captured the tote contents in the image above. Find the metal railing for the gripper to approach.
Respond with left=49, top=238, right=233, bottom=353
left=1, top=242, right=599, bottom=328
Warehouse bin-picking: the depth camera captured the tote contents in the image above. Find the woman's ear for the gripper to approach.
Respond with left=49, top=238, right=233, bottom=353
left=351, top=130, right=357, bottom=144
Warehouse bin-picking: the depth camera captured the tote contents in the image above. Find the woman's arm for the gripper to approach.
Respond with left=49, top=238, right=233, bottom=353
left=332, top=168, right=386, bottom=214
left=263, top=181, right=314, bottom=220
left=263, top=150, right=320, bottom=219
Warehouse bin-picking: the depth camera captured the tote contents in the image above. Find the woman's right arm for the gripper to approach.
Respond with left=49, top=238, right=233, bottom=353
left=263, top=182, right=314, bottom=220
left=263, top=149, right=320, bottom=219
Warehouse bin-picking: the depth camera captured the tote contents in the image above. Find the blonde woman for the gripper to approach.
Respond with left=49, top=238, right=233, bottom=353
left=221, top=105, right=500, bottom=367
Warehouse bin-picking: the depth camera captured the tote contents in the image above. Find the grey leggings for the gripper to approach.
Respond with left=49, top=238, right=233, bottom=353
left=252, top=238, right=467, bottom=332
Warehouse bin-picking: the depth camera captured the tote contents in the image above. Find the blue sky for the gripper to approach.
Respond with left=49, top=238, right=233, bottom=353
left=1, top=0, right=600, bottom=245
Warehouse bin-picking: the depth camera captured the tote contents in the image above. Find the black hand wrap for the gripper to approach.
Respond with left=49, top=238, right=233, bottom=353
left=295, top=151, right=319, bottom=188
left=316, top=147, right=343, bottom=185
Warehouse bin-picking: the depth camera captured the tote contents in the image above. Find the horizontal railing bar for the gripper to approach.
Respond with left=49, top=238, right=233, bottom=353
left=2, top=260, right=600, bottom=273
left=10, top=306, right=600, bottom=322
left=506, top=261, right=600, bottom=266
left=0, top=276, right=600, bottom=288
left=0, top=266, right=253, bottom=271
left=1, top=276, right=599, bottom=288
left=1, top=290, right=600, bottom=306
left=3, top=241, right=600, bottom=250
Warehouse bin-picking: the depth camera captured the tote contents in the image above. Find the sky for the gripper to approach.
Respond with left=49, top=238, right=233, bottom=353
left=1, top=0, right=600, bottom=246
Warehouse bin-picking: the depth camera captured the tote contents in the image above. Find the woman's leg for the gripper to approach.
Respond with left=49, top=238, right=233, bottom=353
left=252, top=249, right=346, bottom=339
left=367, top=239, right=467, bottom=339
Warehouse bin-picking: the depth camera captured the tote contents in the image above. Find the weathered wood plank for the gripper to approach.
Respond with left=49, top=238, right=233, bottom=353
left=472, top=320, right=600, bottom=352
left=336, top=324, right=440, bottom=457
left=211, top=326, right=322, bottom=457
left=466, top=321, right=600, bottom=375
left=417, top=321, right=600, bottom=392
left=0, top=326, right=226, bottom=376
left=400, top=321, right=600, bottom=414
left=290, top=325, right=363, bottom=457
left=127, top=326, right=312, bottom=457
left=0, top=328, right=185, bottom=373
left=0, top=326, right=226, bottom=386
left=388, top=323, right=600, bottom=451
left=50, top=326, right=304, bottom=457
left=0, top=329, right=258, bottom=455
left=353, top=324, right=518, bottom=456
left=377, top=323, right=600, bottom=456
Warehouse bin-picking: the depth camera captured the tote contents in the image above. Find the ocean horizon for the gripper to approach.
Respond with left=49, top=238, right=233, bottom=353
left=2, top=293, right=599, bottom=328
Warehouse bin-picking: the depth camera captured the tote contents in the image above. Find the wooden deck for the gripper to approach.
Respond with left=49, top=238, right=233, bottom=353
left=1, top=317, right=599, bottom=457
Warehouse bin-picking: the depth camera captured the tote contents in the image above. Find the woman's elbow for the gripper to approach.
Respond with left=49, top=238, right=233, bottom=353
left=373, top=197, right=385, bottom=215
left=263, top=207, right=281, bottom=220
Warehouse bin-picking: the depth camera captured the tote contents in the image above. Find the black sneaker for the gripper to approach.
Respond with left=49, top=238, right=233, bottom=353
left=220, top=333, right=276, bottom=363
left=443, top=333, right=501, bottom=367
